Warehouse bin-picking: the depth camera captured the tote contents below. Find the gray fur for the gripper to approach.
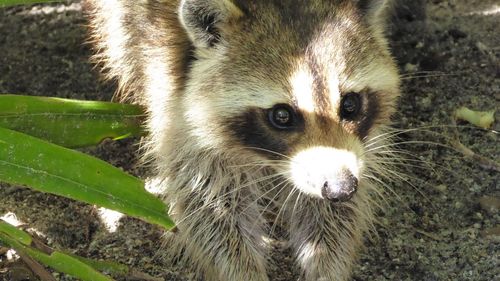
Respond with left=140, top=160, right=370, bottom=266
left=84, top=1, right=400, bottom=280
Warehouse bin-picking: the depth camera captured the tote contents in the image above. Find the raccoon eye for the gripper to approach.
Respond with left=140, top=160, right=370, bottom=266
left=268, top=104, right=296, bottom=130
left=340, top=92, right=362, bottom=120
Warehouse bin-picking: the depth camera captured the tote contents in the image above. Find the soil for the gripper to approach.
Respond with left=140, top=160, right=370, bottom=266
left=0, top=0, right=498, bottom=281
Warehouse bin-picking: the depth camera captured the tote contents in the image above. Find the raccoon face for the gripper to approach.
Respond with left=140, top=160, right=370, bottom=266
left=179, top=0, right=400, bottom=202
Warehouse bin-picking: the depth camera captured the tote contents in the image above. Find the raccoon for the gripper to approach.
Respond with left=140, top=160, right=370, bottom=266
left=84, top=0, right=401, bottom=280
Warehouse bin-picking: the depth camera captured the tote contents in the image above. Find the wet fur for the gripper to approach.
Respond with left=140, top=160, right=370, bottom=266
left=84, top=1, right=400, bottom=280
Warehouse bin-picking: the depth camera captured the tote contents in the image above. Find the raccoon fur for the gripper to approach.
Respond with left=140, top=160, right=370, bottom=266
left=84, top=0, right=401, bottom=280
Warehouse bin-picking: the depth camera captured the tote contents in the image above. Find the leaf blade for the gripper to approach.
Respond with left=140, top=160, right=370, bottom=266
left=0, top=225, right=115, bottom=281
left=0, top=127, right=174, bottom=230
left=0, top=220, right=32, bottom=245
left=0, top=0, right=62, bottom=8
left=0, top=95, right=145, bottom=148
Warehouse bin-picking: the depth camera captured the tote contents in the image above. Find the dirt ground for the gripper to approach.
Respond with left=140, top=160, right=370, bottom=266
left=0, top=0, right=498, bottom=280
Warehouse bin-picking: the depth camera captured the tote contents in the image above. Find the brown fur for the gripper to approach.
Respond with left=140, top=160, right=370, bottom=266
left=83, top=0, right=191, bottom=103
left=84, top=1, right=401, bottom=280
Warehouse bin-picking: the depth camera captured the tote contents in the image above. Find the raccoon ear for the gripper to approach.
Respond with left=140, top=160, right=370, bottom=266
left=179, top=0, right=244, bottom=48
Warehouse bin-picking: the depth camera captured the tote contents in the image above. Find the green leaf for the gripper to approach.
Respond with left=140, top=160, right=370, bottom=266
left=0, top=222, right=115, bottom=281
left=66, top=254, right=130, bottom=276
left=0, top=0, right=62, bottom=8
left=0, top=127, right=175, bottom=230
left=0, top=95, right=146, bottom=148
left=1, top=220, right=133, bottom=279
left=0, top=219, right=32, bottom=245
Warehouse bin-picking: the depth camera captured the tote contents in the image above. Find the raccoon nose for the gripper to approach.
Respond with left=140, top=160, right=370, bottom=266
left=321, top=171, right=358, bottom=202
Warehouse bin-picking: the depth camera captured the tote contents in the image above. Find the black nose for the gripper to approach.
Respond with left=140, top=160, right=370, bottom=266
left=321, top=170, right=358, bottom=202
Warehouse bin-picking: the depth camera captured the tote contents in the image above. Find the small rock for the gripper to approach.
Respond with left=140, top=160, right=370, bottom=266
left=448, top=28, right=467, bottom=39
left=475, top=41, right=489, bottom=53
left=435, top=184, right=447, bottom=193
left=478, top=196, right=500, bottom=215
left=469, top=184, right=483, bottom=193
left=433, top=214, right=440, bottom=221
left=487, top=131, right=498, bottom=141
left=419, top=96, right=432, bottom=110
left=465, top=228, right=478, bottom=239
left=404, top=63, right=418, bottom=73
left=455, top=201, right=464, bottom=209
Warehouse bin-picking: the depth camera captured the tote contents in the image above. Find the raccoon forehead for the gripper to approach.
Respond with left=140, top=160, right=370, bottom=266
left=185, top=0, right=399, bottom=117
left=231, top=0, right=367, bottom=39
left=219, top=2, right=398, bottom=92
left=198, top=48, right=396, bottom=111
left=213, top=48, right=397, bottom=116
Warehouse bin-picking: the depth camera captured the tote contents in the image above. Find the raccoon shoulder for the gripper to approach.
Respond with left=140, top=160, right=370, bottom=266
left=83, top=0, right=191, bottom=104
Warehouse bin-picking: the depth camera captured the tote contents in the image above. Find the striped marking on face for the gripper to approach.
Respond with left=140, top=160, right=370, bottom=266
left=289, top=63, right=315, bottom=113
left=289, top=59, right=341, bottom=124
left=308, top=55, right=330, bottom=118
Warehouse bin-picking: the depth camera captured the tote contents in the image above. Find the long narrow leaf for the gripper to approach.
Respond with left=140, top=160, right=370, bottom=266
left=66, top=253, right=129, bottom=276
left=0, top=95, right=145, bottom=148
left=0, top=0, right=61, bottom=8
left=0, top=127, right=174, bottom=230
left=0, top=219, right=32, bottom=245
left=0, top=221, right=114, bottom=281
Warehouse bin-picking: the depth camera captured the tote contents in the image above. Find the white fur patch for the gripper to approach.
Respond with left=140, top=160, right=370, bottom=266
left=289, top=146, right=361, bottom=198
left=290, top=65, right=315, bottom=113
left=297, top=241, right=317, bottom=266
left=99, top=0, right=129, bottom=74
left=344, top=61, right=399, bottom=94
left=326, top=69, right=342, bottom=107
left=144, top=50, right=172, bottom=136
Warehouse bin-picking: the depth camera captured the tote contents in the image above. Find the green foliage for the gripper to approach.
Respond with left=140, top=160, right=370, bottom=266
left=0, top=0, right=62, bottom=8
left=0, top=95, right=145, bottom=148
left=0, top=126, right=174, bottom=229
left=0, top=220, right=116, bottom=281
left=0, top=219, right=32, bottom=245
left=0, top=95, right=173, bottom=279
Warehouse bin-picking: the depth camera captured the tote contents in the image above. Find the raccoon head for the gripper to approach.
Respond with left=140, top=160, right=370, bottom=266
left=178, top=0, right=400, bottom=202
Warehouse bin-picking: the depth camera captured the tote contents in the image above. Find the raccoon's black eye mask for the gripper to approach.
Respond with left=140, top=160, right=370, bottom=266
left=229, top=89, right=379, bottom=158
left=228, top=106, right=303, bottom=158
left=340, top=92, right=362, bottom=120
left=339, top=90, right=381, bottom=139
left=267, top=92, right=363, bottom=132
